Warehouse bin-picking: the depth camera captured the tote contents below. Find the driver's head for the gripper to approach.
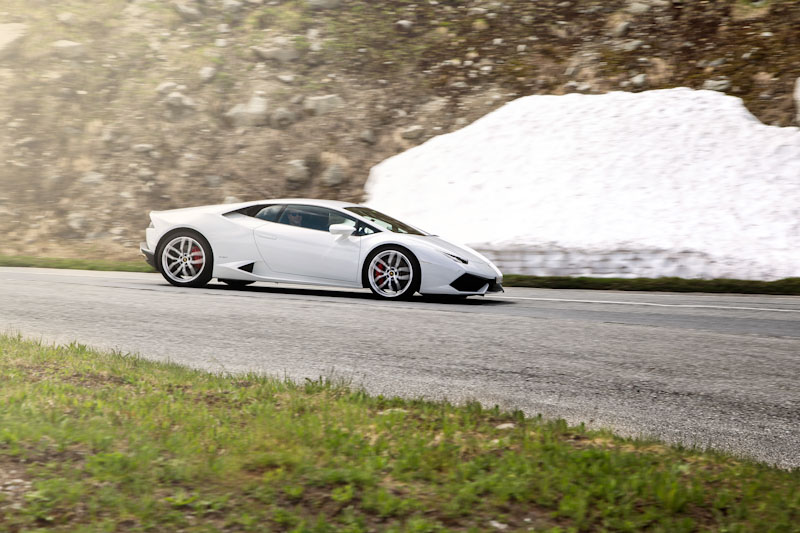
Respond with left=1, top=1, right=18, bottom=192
left=287, top=211, right=302, bottom=225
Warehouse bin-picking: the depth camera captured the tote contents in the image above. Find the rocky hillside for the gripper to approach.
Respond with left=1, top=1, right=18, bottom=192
left=1, top=0, right=798, bottom=260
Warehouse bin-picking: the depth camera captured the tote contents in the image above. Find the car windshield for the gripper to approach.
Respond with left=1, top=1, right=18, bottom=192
left=345, top=207, right=426, bottom=235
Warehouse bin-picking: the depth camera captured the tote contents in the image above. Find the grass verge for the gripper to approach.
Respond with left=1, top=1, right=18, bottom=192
left=2, top=254, right=799, bottom=295
left=503, top=275, right=800, bottom=295
left=0, top=335, right=798, bottom=532
left=0, top=255, right=155, bottom=273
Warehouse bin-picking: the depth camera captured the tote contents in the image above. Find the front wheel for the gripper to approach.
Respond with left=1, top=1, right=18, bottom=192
left=157, top=230, right=214, bottom=288
left=363, top=246, right=420, bottom=300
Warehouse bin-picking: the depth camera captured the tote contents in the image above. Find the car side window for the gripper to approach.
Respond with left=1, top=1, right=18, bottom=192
left=276, top=205, right=375, bottom=234
left=255, top=205, right=284, bottom=222
left=354, top=222, right=377, bottom=236
left=327, top=212, right=379, bottom=236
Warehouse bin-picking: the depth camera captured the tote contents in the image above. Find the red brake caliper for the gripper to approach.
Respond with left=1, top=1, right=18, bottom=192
left=374, top=262, right=384, bottom=281
left=190, top=245, right=202, bottom=270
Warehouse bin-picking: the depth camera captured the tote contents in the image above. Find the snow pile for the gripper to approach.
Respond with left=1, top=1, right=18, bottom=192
left=366, top=88, right=800, bottom=280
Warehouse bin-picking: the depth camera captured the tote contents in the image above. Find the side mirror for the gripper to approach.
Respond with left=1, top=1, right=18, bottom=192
left=329, top=223, right=355, bottom=237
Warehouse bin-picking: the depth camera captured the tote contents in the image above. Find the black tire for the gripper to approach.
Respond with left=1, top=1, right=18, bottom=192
left=219, top=279, right=255, bottom=288
left=362, top=245, right=421, bottom=300
left=155, top=229, right=214, bottom=288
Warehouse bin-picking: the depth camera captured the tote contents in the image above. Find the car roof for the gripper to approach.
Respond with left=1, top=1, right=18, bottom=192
left=254, top=198, right=363, bottom=210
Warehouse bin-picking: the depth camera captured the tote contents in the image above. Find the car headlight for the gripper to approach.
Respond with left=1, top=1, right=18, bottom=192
left=442, top=251, right=469, bottom=264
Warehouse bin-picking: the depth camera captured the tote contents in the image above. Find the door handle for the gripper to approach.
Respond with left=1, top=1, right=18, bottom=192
left=258, top=233, right=277, bottom=240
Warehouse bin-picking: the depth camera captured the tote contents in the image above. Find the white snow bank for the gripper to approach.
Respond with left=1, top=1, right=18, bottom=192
left=365, top=88, right=800, bottom=280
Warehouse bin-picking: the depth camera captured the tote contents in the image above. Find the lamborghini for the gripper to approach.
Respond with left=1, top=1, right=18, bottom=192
left=140, top=199, right=503, bottom=299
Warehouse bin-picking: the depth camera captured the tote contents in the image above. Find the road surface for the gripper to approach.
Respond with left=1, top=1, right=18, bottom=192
left=2, top=267, right=798, bottom=468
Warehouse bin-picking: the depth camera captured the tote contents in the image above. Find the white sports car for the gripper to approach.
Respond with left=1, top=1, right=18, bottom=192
left=140, top=199, right=503, bottom=299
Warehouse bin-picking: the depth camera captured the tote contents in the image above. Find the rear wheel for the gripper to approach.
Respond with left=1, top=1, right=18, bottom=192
left=157, top=230, right=213, bottom=288
left=219, top=279, right=255, bottom=288
left=363, top=246, right=420, bottom=300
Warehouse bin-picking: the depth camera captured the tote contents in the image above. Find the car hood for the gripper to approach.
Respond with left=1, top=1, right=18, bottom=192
left=406, top=235, right=490, bottom=266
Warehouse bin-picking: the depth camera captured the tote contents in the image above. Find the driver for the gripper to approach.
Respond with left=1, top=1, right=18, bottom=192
left=287, top=210, right=303, bottom=226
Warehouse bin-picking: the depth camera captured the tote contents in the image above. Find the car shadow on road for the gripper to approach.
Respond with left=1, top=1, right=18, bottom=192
left=206, top=282, right=511, bottom=306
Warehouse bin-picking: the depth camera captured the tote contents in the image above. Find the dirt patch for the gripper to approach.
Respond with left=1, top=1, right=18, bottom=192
left=0, top=455, right=33, bottom=515
left=65, top=371, right=130, bottom=388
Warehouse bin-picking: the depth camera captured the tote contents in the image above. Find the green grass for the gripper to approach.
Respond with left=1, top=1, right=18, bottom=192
left=0, top=254, right=155, bottom=273
left=503, top=275, right=800, bottom=295
left=0, top=335, right=798, bottom=532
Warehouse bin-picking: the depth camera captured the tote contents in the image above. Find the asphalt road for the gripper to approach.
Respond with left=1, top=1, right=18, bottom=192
left=2, top=267, right=799, bottom=468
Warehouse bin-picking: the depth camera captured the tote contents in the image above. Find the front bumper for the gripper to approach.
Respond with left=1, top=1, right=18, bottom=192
left=450, top=273, right=504, bottom=293
left=419, top=258, right=503, bottom=295
left=140, top=242, right=156, bottom=270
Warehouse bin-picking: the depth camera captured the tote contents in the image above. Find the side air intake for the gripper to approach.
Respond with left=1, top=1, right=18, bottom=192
left=239, top=263, right=255, bottom=273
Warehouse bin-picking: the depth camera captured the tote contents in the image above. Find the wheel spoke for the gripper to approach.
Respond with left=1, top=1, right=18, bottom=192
left=376, top=259, right=390, bottom=270
left=397, top=274, right=410, bottom=280
left=187, top=262, right=197, bottom=276
left=379, top=277, right=391, bottom=289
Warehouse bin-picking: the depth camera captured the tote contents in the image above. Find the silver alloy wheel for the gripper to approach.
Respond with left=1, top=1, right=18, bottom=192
left=161, top=236, right=206, bottom=284
left=368, top=250, right=414, bottom=298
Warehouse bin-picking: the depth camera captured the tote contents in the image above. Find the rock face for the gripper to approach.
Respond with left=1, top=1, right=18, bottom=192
left=132, top=144, right=155, bottom=153
left=156, top=81, right=178, bottom=94
left=703, top=78, right=732, bottom=92
left=51, top=40, right=86, bottom=59
left=401, top=125, right=424, bottom=139
left=251, top=37, right=300, bottom=63
left=303, top=94, right=344, bottom=115
left=222, top=0, right=244, bottom=12
left=286, top=159, right=311, bottom=188
left=270, top=107, right=295, bottom=129
left=225, top=95, right=269, bottom=127
left=2, top=0, right=800, bottom=262
left=360, top=129, right=376, bottom=144
left=321, top=163, right=345, bottom=187
left=795, top=78, right=800, bottom=125
left=0, top=23, right=27, bottom=59
left=56, top=12, right=77, bottom=26
left=198, top=66, right=217, bottom=82
left=79, top=171, right=105, bottom=185
left=164, top=91, right=195, bottom=109
left=173, top=2, right=202, bottom=21
left=307, top=0, right=341, bottom=9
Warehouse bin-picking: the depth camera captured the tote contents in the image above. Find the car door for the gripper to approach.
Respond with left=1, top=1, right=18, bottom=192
left=253, top=205, right=362, bottom=283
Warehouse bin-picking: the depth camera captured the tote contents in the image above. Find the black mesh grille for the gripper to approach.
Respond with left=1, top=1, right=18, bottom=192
left=450, top=274, right=492, bottom=292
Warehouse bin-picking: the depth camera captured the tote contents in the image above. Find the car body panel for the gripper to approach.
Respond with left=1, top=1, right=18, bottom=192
left=141, top=199, right=503, bottom=296
left=254, top=221, right=361, bottom=283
